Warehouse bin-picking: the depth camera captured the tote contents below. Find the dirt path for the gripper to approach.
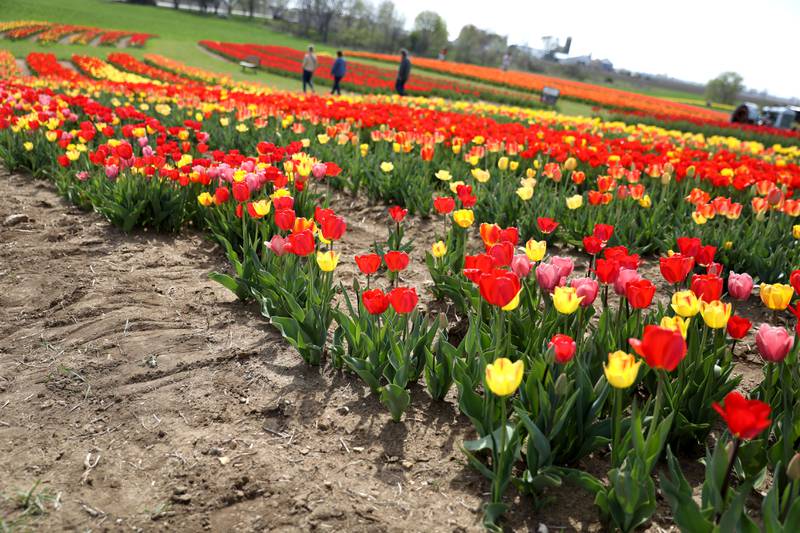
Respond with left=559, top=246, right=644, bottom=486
left=2, top=169, right=589, bottom=531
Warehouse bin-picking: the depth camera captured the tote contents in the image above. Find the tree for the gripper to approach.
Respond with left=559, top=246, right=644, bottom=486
left=450, top=24, right=507, bottom=66
left=705, top=72, right=744, bottom=105
left=265, top=0, right=290, bottom=20
left=409, top=11, right=448, bottom=57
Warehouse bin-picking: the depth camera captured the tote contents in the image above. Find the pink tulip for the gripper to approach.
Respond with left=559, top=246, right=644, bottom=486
left=571, top=277, right=599, bottom=307
left=550, top=256, right=574, bottom=279
left=312, top=162, right=327, bottom=179
left=756, top=324, right=794, bottom=363
left=536, top=262, right=562, bottom=293
left=265, top=235, right=288, bottom=256
left=727, top=272, right=753, bottom=301
left=104, top=164, right=119, bottom=180
left=511, top=254, right=532, bottom=278
left=614, top=268, right=641, bottom=296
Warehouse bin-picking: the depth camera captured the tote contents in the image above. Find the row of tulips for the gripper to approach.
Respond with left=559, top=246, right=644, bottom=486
left=344, top=50, right=731, bottom=123
left=199, top=41, right=548, bottom=109
left=1, top=66, right=800, bottom=531
left=0, top=20, right=155, bottom=47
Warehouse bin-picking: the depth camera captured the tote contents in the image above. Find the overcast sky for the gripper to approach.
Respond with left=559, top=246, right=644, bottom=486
left=392, top=0, right=799, bottom=99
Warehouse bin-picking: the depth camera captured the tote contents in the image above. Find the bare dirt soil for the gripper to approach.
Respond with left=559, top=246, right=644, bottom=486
left=0, top=167, right=766, bottom=532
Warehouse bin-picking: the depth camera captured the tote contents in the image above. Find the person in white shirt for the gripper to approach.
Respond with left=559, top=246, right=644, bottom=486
left=302, top=45, right=318, bottom=93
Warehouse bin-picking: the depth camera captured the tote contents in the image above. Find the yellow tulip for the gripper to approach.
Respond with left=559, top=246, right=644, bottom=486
left=699, top=300, right=732, bottom=329
left=453, top=209, right=474, bottom=228
left=431, top=240, right=446, bottom=258
left=219, top=117, right=230, bottom=126
left=252, top=199, right=271, bottom=217
left=360, top=143, right=369, bottom=157
left=638, top=195, right=652, bottom=208
left=516, top=186, right=533, bottom=201
left=793, top=225, right=800, bottom=239
left=525, top=239, right=546, bottom=262
left=471, top=168, right=490, bottom=183
left=485, top=358, right=524, bottom=397
left=692, top=211, right=707, bottom=225
left=671, top=290, right=700, bottom=317
left=603, top=351, right=641, bottom=389
left=23, top=142, right=33, bottom=151
left=566, top=194, right=583, bottom=210
left=497, top=156, right=509, bottom=170
left=316, top=250, right=340, bottom=272
left=553, top=286, right=582, bottom=314
left=564, top=157, right=577, bottom=171
left=760, top=283, right=794, bottom=310
left=197, top=192, right=214, bottom=207
left=317, top=134, right=330, bottom=144
left=509, top=161, right=519, bottom=171
left=380, top=161, right=394, bottom=173
left=66, top=149, right=80, bottom=161
left=449, top=180, right=464, bottom=194
left=660, top=316, right=690, bottom=339
left=435, top=169, right=452, bottom=181
left=235, top=123, right=249, bottom=133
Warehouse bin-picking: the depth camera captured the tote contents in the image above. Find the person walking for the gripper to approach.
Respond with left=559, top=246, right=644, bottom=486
left=395, top=49, right=411, bottom=96
left=302, top=45, right=318, bottom=93
left=330, top=50, right=346, bottom=95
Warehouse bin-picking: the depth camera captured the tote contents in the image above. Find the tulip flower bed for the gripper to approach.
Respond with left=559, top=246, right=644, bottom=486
left=143, top=53, right=235, bottom=87
left=71, top=54, right=159, bottom=85
left=25, top=52, right=87, bottom=83
left=606, top=108, right=800, bottom=147
left=0, top=20, right=155, bottom=47
left=199, top=41, right=548, bottom=108
left=345, top=50, right=770, bottom=127
left=106, top=52, right=193, bottom=85
left=3, top=67, right=800, bottom=531
left=0, top=49, right=19, bottom=78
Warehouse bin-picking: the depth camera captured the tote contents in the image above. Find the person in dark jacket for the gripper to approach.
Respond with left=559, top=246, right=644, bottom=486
left=330, top=51, right=346, bottom=95
left=395, top=49, right=411, bottom=96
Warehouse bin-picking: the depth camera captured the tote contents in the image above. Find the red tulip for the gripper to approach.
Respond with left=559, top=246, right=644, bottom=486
left=286, top=229, right=315, bottom=256
left=629, top=325, right=687, bottom=372
left=592, top=224, right=614, bottom=242
left=695, top=245, right=717, bottom=267
left=691, top=274, right=723, bottom=302
left=362, top=289, right=389, bottom=315
left=676, top=236, right=702, bottom=258
left=537, top=217, right=559, bottom=234
left=388, top=205, right=408, bottom=222
left=314, top=206, right=335, bottom=224
left=659, top=254, right=694, bottom=284
left=463, top=254, right=494, bottom=283
left=214, top=186, right=230, bottom=204
left=388, top=287, right=418, bottom=313
left=713, top=392, right=771, bottom=440
left=583, top=235, right=605, bottom=255
left=384, top=251, right=409, bottom=272
left=478, top=269, right=521, bottom=308
left=232, top=181, right=250, bottom=203
left=321, top=214, right=346, bottom=241
left=274, top=209, right=296, bottom=232
left=499, top=227, right=519, bottom=245
left=726, top=315, right=752, bottom=340
left=488, top=241, right=514, bottom=267
left=790, top=269, right=800, bottom=295
left=273, top=196, right=294, bottom=210
left=355, top=253, right=381, bottom=275
left=625, top=278, right=656, bottom=309
left=433, top=196, right=455, bottom=214
left=549, top=334, right=576, bottom=364
left=593, top=258, right=620, bottom=285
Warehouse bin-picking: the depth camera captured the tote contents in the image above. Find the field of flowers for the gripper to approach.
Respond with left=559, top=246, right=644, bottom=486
left=0, top=20, right=155, bottom=47
left=2, top=47, right=800, bottom=531
left=200, top=40, right=549, bottom=108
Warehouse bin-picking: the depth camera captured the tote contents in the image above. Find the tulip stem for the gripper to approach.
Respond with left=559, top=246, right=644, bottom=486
left=718, top=437, right=740, bottom=512
left=782, top=361, right=792, bottom=489
left=612, top=387, right=623, bottom=467
left=649, top=372, right=665, bottom=440
left=492, top=398, right=508, bottom=505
